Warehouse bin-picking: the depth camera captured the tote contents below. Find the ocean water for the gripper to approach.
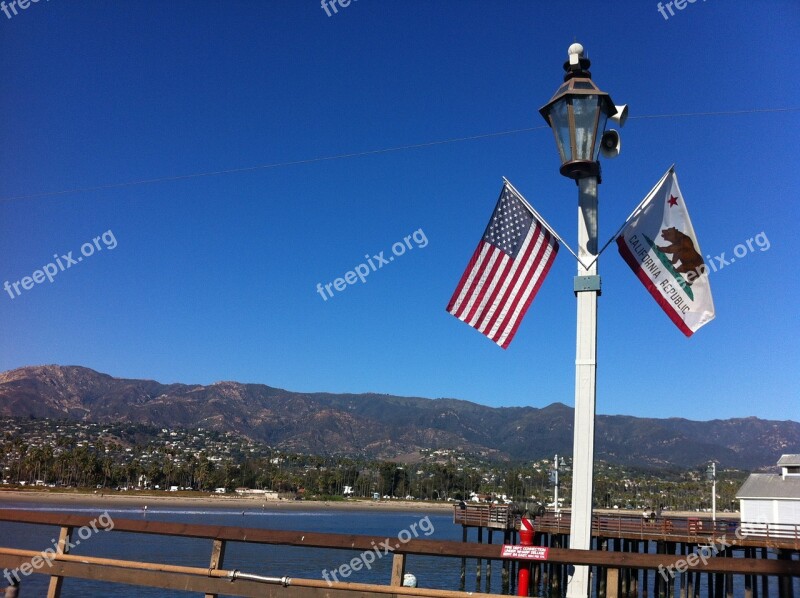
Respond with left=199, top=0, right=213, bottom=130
left=0, top=501, right=797, bottom=597
left=0, top=501, right=491, bottom=597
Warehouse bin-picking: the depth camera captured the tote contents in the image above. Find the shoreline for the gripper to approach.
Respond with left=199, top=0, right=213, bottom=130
left=0, top=490, right=736, bottom=519
left=0, top=489, right=453, bottom=512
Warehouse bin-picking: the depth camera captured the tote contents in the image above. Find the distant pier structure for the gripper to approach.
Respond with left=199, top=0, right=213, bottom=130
left=0, top=506, right=796, bottom=597
left=454, top=502, right=521, bottom=593
left=455, top=502, right=799, bottom=597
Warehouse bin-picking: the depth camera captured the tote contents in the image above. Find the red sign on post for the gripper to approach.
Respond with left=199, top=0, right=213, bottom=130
left=501, top=545, right=550, bottom=560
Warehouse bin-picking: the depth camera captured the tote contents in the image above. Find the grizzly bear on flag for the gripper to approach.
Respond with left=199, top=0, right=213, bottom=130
left=657, top=227, right=706, bottom=284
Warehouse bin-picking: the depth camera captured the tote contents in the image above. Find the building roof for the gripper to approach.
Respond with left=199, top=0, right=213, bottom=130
left=736, top=473, right=800, bottom=500
left=777, top=454, right=800, bottom=466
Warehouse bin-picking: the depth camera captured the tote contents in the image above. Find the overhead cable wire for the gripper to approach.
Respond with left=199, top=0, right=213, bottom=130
left=1, top=107, right=797, bottom=203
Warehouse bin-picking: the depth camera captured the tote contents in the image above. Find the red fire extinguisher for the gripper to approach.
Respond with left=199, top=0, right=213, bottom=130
left=517, top=516, right=535, bottom=596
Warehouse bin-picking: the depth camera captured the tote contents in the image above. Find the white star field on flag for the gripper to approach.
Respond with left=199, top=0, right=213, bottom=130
left=483, top=187, right=534, bottom=258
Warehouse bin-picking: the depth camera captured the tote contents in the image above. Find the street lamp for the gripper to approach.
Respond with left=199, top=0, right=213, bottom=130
left=539, top=44, right=618, bottom=180
left=550, top=454, right=561, bottom=516
left=706, top=462, right=717, bottom=525
left=539, top=42, right=625, bottom=598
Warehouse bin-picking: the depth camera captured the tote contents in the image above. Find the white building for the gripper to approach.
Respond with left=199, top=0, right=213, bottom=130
left=234, top=488, right=279, bottom=499
left=736, top=454, right=800, bottom=534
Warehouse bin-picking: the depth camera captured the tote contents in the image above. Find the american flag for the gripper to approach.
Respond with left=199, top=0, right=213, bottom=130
left=446, top=183, right=559, bottom=349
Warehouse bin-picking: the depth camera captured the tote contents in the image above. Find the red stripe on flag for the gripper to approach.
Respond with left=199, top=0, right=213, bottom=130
left=498, top=231, right=558, bottom=348
left=446, top=243, right=488, bottom=315
left=465, top=246, right=512, bottom=327
left=481, top=222, right=547, bottom=342
left=448, top=244, right=499, bottom=320
left=488, top=227, right=556, bottom=348
left=461, top=247, right=505, bottom=323
left=616, top=236, right=693, bottom=337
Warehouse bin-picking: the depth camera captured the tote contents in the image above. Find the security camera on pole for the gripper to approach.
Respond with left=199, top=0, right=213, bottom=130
left=539, top=43, right=627, bottom=598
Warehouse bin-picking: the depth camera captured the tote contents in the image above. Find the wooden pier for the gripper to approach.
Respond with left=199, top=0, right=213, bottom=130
left=453, top=504, right=799, bottom=597
left=534, top=512, right=800, bottom=550
left=0, top=509, right=797, bottom=597
left=452, top=503, right=520, bottom=592
left=453, top=503, right=519, bottom=530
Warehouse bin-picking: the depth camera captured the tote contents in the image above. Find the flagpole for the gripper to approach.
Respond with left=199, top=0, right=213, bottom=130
left=585, top=164, right=674, bottom=269
left=502, top=177, right=590, bottom=269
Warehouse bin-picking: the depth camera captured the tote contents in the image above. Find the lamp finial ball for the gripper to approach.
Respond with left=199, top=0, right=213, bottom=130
left=568, top=43, right=584, bottom=58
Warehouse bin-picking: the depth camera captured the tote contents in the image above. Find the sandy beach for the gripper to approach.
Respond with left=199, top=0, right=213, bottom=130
left=0, top=490, right=733, bottom=520
left=0, top=489, right=454, bottom=512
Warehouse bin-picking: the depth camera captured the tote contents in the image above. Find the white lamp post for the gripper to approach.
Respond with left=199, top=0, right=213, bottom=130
left=706, top=462, right=717, bottom=525
left=551, top=454, right=560, bottom=516
left=539, top=42, right=622, bottom=598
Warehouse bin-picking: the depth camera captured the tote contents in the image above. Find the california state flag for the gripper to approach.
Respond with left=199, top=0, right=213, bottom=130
left=616, top=167, right=715, bottom=337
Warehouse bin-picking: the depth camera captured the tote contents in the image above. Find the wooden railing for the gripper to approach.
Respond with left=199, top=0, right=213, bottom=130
left=738, top=522, right=800, bottom=541
left=452, top=504, right=519, bottom=530
left=532, top=513, right=800, bottom=549
left=0, top=510, right=797, bottom=598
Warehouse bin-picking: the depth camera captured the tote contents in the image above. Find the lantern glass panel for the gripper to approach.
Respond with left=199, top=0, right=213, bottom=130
left=593, top=112, right=609, bottom=161
left=547, top=99, right=572, bottom=163
left=572, top=95, right=601, bottom=161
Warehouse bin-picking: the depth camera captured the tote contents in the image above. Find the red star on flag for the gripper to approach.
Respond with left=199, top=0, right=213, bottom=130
left=668, top=195, right=678, bottom=207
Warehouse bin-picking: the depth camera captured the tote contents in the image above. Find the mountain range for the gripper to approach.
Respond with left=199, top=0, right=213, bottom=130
left=0, top=365, right=796, bottom=470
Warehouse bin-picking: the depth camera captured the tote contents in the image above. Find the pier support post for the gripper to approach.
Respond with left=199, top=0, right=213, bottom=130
left=622, top=540, right=628, bottom=598
left=599, top=538, right=608, bottom=598
left=642, top=540, right=649, bottom=598
left=684, top=548, right=693, bottom=598
left=502, top=530, right=511, bottom=595
left=724, top=548, right=733, bottom=598
left=777, top=550, right=794, bottom=598
left=511, top=529, right=518, bottom=595
left=46, top=525, right=73, bottom=598
left=390, top=553, right=406, bottom=586
left=460, top=526, right=467, bottom=591
left=551, top=535, right=562, bottom=597
left=668, top=542, right=676, bottom=598
left=608, top=568, right=620, bottom=598
left=204, top=539, right=226, bottom=598
left=746, top=547, right=754, bottom=598
left=476, top=525, right=483, bottom=592
left=487, top=528, right=493, bottom=593
left=655, top=541, right=665, bottom=598
left=679, top=543, right=687, bottom=598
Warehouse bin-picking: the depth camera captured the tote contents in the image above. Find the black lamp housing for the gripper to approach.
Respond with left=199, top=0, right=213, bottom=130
left=539, top=44, right=617, bottom=180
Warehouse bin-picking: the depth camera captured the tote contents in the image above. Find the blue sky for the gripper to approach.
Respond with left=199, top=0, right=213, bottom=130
left=1, top=1, right=798, bottom=422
